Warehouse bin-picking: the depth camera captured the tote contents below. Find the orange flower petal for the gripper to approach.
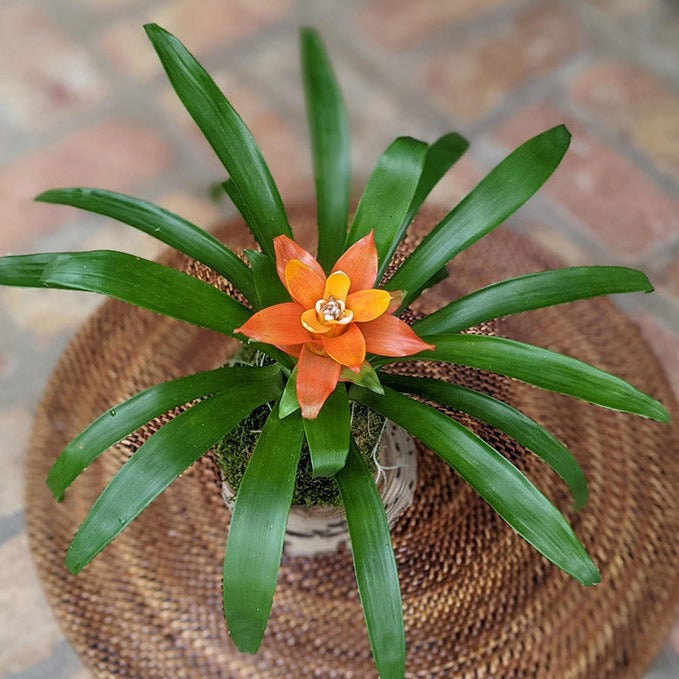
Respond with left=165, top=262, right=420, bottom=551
left=234, top=302, right=310, bottom=345
left=332, top=232, right=378, bottom=293
left=300, top=308, right=331, bottom=334
left=346, top=289, right=391, bottom=322
left=323, top=271, right=351, bottom=302
left=360, top=314, right=435, bottom=357
left=297, top=344, right=341, bottom=419
left=321, top=323, right=366, bottom=372
left=273, top=235, right=325, bottom=287
left=285, top=259, right=325, bottom=308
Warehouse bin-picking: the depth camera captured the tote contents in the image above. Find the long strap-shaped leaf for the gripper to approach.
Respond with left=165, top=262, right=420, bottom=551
left=380, top=373, right=587, bottom=510
left=223, top=403, right=304, bottom=653
left=65, top=379, right=282, bottom=574
left=351, top=386, right=600, bottom=586
left=300, top=27, right=350, bottom=271
left=402, top=132, right=468, bottom=230
left=382, top=334, right=668, bottom=422
left=346, top=137, right=428, bottom=273
left=0, top=253, right=72, bottom=287
left=302, top=384, right=351, bottom=476
left=48, top=365, right=281, bottom=500
left=413, top=266, right=653, bottom=336
left=145, top=24, right=291, bottom=256
left=279, top=366, right=300, bottom=418
left=36, top=187, right=256, bottom=302
left=336, top=440, right=405, bottom=679
left=386, top=126, right=571, bottom=307
left=33, top=250, right=250, bottom=335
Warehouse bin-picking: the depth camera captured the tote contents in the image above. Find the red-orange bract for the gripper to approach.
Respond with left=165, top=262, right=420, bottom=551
left=235, top=232, right=435, bottom=418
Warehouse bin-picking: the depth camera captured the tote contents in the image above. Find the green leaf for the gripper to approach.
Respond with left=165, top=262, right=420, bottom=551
left=414, top=266, right=653, bottom=336
left=380, top=373, right=587, bottom=510
left=403, top=132, right=468, bottom=228
left=351, top=386, right=600, bottom=586
left=303, top=385, right=350, bottom=476
left=65, top=378, right=282, bottom=574
left=145, top=23, right=291, bottom=256
left=223, top=403, right=304, bottom=653
left=279, top=367, right=300, bottom=418
left=48, top=365, right=281, bottom=501
left=0, top=253, right=72, bottom=288
left=35, top=188, right=256, bottom=302
left=339, top=362, right=385, bottom=394
left=38, top=250, right=251, bottom=335
left=336, top=440, right=405, bottom=679
left=346, top=137, right=428, bottom=275
left=245, top=249, right=289, bottom=309
left=386, top=125, right=572, bottom=307
left=300, top=27, right=350, bottom=270
left=387, top=334, right=669, bottom=422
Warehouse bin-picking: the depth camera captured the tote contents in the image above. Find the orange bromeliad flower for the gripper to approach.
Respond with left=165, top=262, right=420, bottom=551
left=235, top=232, right=434, bottom=419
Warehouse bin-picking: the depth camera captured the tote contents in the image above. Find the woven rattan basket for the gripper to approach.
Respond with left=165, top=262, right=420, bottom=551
left=26, top=205, right=679, bottom=678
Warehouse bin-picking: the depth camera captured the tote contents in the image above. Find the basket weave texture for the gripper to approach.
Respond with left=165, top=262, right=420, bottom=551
left=26, top=206, right=679, bottom=678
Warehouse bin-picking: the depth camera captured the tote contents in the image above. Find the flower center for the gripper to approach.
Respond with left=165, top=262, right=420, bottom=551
left=315, top=295, right=353, bottom=325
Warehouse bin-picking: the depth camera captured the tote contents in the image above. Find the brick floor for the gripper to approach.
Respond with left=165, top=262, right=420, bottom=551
left=1, top=1, right=678, bottom=677
left=421, top=5, right=584, bottom=122
left=493, top=103, right=679, bottom=260
left=570, top=61, right=679, bottom=177
left=0, top=2, right=108, bottom=130
left=0, top=121, right=172, bottom=251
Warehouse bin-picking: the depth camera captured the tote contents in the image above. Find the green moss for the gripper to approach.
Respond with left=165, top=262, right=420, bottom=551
left=215, top=399, right=385, bottom=507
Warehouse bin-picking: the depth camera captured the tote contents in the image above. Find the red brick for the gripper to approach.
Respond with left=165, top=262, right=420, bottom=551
left=589, top=0, right=659, bottom=18
left=0, top=121, right=172, bottom=252
left=160, top=71, right=311, bottom=201
left=74, top=0, right=137, bottom=5
left=658, top=257, right=679, bottom=300
left=0, top=2, right=107, bottom=130
left=427, top=153, right=484, bottom=210
left=521, top=224, right=597, bottom=266
left=357, top=0, right=511, bottom=50
left=630, top=311, right=679, bottom=401
left=1, top=287, right=101, bottom=346
left=493, top=104, right=679, bottom=260
left=656, top=14, right=679, bottom=59
left=422, top=5, right=583, bottom=122
left=570, top=61, right=679, bottom=178
left=99, top=0, right=293, bottom=78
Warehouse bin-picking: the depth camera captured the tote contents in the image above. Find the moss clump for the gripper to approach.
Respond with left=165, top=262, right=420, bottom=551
left=215, top=400, right=385, bottom=507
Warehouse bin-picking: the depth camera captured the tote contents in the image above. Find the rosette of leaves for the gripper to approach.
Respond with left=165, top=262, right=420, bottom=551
left=0, top=25, right=668, bottom=679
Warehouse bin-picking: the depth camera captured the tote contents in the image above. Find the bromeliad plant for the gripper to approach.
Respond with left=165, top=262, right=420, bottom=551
left=0, top=24, right=669, bottom=679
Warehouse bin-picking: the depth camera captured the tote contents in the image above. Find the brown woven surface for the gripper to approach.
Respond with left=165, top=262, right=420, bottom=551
left=25, top=205, right=679, bottom=678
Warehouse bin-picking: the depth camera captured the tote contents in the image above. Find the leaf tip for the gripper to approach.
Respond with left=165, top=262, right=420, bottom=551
left=143, top=22, right=161, bottom=35
left=299, top=25, right=317, bottom=40
left=554, top=123, right=571, bottom=141
left=64, top=551, right=83, bottom=576
left=652, top=403, right=671, bottom=424
left=46, top=473, right=65, bottom=502
left=33, top=190, right=53, bottom=204
left=582, top=563, right=602, bottom=587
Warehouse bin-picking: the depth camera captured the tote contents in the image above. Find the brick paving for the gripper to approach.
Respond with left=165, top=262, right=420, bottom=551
left=0, top=0, right=677, bottom=677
